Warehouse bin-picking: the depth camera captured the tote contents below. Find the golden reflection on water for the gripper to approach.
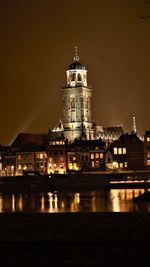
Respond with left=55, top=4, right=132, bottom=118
left=110, top=189, right=150, bottom=212
left=0, top=195, right=3, bottom=213
left=12, top=194, right=15, bottom=212
left=0, top=189, right=149, bottom=212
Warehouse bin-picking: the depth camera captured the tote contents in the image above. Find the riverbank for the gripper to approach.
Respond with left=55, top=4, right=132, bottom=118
left=0, top=212, right=150, bottom=265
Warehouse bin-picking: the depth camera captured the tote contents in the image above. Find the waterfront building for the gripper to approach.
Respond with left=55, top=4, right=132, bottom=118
left=47, top=130, right=67, bottom=174
left=0, top=146, right=8, bottom=176
left=11, top=133, right=48, bottom=175
left=143, top=130, right=150, bottom=168
left=0, top=146, right=16, bottom=176
left=67, top=139, right=105, bottom=171
left=105, top=133, right=144, bottom=171
left=16, top=146, right=47, bottom=176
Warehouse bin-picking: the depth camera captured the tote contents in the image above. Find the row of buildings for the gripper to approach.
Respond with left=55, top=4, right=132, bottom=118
left=0, top=129, right=150, bottom=176
left=1, top=48, right=150, bottom=176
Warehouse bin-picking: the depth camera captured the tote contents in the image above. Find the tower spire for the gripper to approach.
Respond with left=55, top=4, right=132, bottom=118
left=74, top=46, right=79, bottom=62
left=131, top=111, right=137, bottom=134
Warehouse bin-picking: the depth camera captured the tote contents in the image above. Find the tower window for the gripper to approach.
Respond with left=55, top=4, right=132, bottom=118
left=78, top=74, right=81, bottom=81
left=71, top=73, right=75, bottom=81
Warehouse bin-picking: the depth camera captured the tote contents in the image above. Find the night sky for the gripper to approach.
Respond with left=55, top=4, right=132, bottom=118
left=0, top=0, right=150, bottom=145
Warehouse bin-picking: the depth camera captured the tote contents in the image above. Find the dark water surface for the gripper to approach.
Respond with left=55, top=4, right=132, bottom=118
left=0, top=188, right=150, bottom=212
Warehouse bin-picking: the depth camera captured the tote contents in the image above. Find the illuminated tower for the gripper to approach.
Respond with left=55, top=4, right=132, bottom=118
left=131, top=112, right=137, bottom=134
left=62, top=47, right=94, bottom=141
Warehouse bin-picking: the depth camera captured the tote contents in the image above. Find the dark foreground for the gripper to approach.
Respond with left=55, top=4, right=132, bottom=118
left=0, top=213, right=150, bottom=265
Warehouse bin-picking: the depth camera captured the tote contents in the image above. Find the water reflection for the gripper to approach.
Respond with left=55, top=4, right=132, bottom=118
left=0, top=189, right=149, bottom=212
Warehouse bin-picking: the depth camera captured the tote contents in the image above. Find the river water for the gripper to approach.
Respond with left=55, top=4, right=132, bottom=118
left=0, top=188, right=150, bottom=213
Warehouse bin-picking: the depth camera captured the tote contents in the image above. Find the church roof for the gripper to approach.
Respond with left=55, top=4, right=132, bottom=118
left=10, top=133, right=48, bottom=149
left=95, top=126, right=126, bottom=141
left=52, top=119, right=64, bottom=132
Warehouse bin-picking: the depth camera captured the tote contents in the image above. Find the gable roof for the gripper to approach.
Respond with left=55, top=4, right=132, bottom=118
left=10, top=133, right=48, bottom=149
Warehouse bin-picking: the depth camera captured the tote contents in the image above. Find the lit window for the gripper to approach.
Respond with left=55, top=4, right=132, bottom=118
left=0, top=155, right=2, bottom=160
left=118, top=148, right=122, bottom=155
left=69, top=163, right=72, bottom=170
left=18, top=164, right=22, bottom=170
left=114, top=148, right=117, bottom=155
left=100, top=153, right=103, bottom=159
left=147, top=152, right=150, bottom=158
left=95, top=146, right=99, bottom=150
left=147, top=160, right=150, bottom=166
left=11, top=165, right=14, bottom=171
left=40, top=153, right=44, bottom=159
left=96, top=153, right=99, bottom=159
left=54, top=164, right=57, bottom=167
left=147, top=137, right=150, bottom=142
left=73, top=157, right=76, bottom=161
left=49, top=163, right=52, bottom=168
left=123, top=148, right=126, bottom=154
left=60, top=164, right=63, bottom=169
left=124, top=162, right=128, bottom=168
left=91, top=153, right=94, bottom=159
left=0, top=163, right=2, bottom=171
left=116, top=163, right=119, bottom=168
left=23, top=165, right=27, bottom=170
left=36, top=153, right=39, bottom=159
left=119, top=163, right=123, bottom=168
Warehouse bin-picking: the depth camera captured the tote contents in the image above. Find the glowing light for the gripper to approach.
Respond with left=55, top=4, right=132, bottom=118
left=18, top=195, right=23, bottom=211
left=112, top=161, right=118, bottom=169
left=12, top=194, right=15, bottom=212
left=74, top=193, right=80, bottom=204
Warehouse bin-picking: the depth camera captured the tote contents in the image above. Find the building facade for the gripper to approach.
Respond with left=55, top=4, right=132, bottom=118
left=144, top=130, right=150, bottom=168
left=105, top=133, right=144, bottom=171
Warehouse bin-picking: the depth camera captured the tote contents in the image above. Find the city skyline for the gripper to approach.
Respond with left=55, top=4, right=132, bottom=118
left=0, top=0, right=150, bottom=145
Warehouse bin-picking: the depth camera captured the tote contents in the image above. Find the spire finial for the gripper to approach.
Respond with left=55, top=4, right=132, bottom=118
left=131, top=110, right=137, bottom=134
left=74, top=46, right=79, bottom=62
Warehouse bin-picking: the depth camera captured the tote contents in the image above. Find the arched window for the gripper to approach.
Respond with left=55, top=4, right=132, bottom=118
left=71, top=73, right=75, bottom=81
left=78, top=73, right=81, bottom=81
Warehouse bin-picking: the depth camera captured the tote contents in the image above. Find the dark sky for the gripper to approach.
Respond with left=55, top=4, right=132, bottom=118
left=0, top=0, right=150, bottom=145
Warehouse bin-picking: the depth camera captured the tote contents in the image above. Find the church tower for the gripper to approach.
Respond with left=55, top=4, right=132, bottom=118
left=62, top=47, right=94, bottom=142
